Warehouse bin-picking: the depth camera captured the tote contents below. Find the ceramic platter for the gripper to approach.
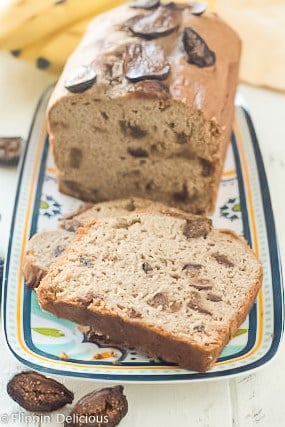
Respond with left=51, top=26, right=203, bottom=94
left=2, top=87, right=283, bottom=382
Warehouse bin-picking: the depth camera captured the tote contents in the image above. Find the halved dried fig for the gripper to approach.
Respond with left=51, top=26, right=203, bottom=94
left=165, top=1, right=207, bottom=15
left=65, top=386, right=128, bottom=427
left=64, top=65, right=97, bottom=93
left=7, top=371, right=74, bottom=412
left=124, top=42, right=170, bottom=82
left=127, top=79, right=170, bottom=99
left=129, top=7, right=179, bottom=39
left=189, top=2, right=208, bottom=15
left=182, top=27, right=216, bottom=67
left=129, top=0, right=160, bottom=9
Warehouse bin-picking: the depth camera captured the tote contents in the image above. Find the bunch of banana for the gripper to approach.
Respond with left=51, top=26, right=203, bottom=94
left=0, top=0, right=216, bottom=74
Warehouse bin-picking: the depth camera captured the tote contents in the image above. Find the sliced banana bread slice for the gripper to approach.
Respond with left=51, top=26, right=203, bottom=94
left=23, top=198, right=166, bottom=288
left=59, top=197, right=166, bottom=232
left=23, top=230, right=74, bottom=288
left=37, top=211, right=262, bottom=372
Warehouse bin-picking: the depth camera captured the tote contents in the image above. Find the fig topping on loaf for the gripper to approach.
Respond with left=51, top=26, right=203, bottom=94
left=124, top=42, right=170, bottom=82
left=129, top=7, right=179, bottom=39
left=64, top=65, right=97, bottom=93
left=126, top=80, right=170, bottom=99
left=183, top=217, right=212, bottom=238
left=129, top=0, right=160, bottom=9
left=182, top=27, right=216, bottom=67
left=165, top=1, right=207, bottom=15
left=188, top=2, right=208, bottom=15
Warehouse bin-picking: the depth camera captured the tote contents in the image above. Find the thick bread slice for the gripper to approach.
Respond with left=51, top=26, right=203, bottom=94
left=59, top=197, right=166, bottom=231
left=37, top=211, right=262, bottom=372
left=23, top=198, right=166, bottom=288
left=23, top=230, right=74, bottom=288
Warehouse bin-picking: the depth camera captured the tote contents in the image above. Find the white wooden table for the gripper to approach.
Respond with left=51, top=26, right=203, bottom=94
left=0, top=51, right=284, bottom=427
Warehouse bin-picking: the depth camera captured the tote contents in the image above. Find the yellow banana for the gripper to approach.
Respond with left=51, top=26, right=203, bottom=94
left=5, top=0, right=217, bottom=74
left=0, top=0, right=127, bottom=50
left=14, top=17, right=90, bottom=74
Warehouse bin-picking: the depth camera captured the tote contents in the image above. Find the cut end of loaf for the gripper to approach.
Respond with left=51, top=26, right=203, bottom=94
left=49, top=95, right=221, bottom=214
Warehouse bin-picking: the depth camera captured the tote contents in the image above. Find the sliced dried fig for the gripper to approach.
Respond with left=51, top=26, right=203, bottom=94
left=0, top=136, right=23, bottom=165
left=165, top=1, right=207, bottom=14
left=207, top=293, right=222, bottom=302
left=191, top=278, right=213, bottom=291
left=183, top=217, right=212, bottom=239
left=212, top=253, right=234, bottom=267
left=187, top=291, right=212, bottom=315
left=65, top=386, right=128, bottom=427
left=129, top=7, right=179, bottom=39
left=7, top=371, right=74, bottom=412
left=182, top=27, right=216, bottom=67
left=182, top=263, right=202, bottom=271
left=124, top=42, right=170, bottom=82
left=199, top=158, right=214, bottom=177
left=65, top=65, right=97, bottom=93
left=129, top=0, right=160, bottom=9
left=148, top=292, right=169, bottom=309
left=120, top=120, right=147, bottom=138
left=127, top=79, right=170, bottom=99
left=128, top=147, right=149, bottom=157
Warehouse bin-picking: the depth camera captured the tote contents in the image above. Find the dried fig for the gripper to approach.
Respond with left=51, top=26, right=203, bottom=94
left=182, top=27, right=216, bottom=67
left=124, top=42, right=170, bottom=82
left=129, top=7, right=179, bottom=39
left=64, top=386, right=128, bottom=427
left=7, top=371, right=74, bottom=412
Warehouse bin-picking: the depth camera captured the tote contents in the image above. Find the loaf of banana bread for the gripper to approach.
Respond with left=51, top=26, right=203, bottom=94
left=47, top=1, right=241, bottom=214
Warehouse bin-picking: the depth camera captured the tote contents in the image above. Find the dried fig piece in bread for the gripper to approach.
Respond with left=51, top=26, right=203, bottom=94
left=182, top=263, right=202, bottom=271
left=187, top=291, right=212, bottom=315
left=7, top=371, right=74, bottom=412
left=182, top=27, right=216, bottom=67
left=183, top=217, right=212, bottom=239
left=128, top=147, right=149, bottom=157
left=212, top=253, right=234, bottom=267
left=64, top=65, right=97, bottom=93
left=129, top=7, right=179, bottom=39
left=199, top=158, right=214, bottom=177
left=147, top=292, right=182, bottom=312
left=128, top=308, right=142, bottom=318
left=124, top=42, right=170, bottom=82
left=65, top=386, right=128, bottom=427
left=129, top=0, right=160, bottom=9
